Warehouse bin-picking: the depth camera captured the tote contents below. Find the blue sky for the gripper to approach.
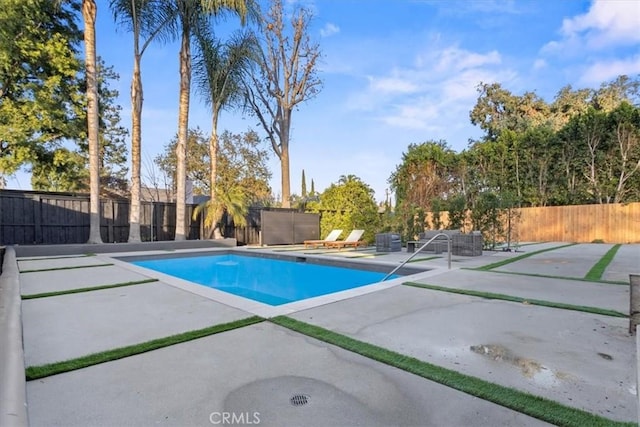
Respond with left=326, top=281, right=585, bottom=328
left=5, top=0, right=640, bottom=202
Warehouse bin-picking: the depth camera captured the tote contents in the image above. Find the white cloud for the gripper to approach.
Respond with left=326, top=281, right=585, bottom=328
left=434, top=48, right=501, bottom=73
left=579, top=55, right=640, bottom=85
left=562, top=0, right=640, bottom=46
left=369, top=74, right=419, bottom=94
left=320, top=23, right=340, bottom=38
left=381, top=100, right=440, bottom=130
left=347, top=45, right=513, bottom=135
left=533, top=59, right=547, bottom=70
left=546, top=0, right=640, bottom=52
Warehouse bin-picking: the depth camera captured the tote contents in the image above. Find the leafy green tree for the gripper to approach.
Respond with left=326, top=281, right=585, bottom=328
left=470, top=82, right=549, bottom=141
left=446, top=194, right=467, bottom=230
left=390, top=140, right=458, bottom=209
left=192, top=184, right=248, bottom=238
left=244, top=0, right=322, bottom=208
left=301, top=169, right=307, bottom=197
left=31, top=60, right=129, bottom=193
left=0, top=0, right=84, bottom=179
left=429, top=198, right=443, bottom=230
left=156, top=127, right=213, bottom=195
left=31, top=148, right=87, bottom=192
left=607, top=101, right=640, bottom=203
left=390, top=141, right=459, bottom=240
left=549, top=85, right=592, bottom=130
left=309, top=175, right=380, bottom=244
left=156, top=128, right=272, bottom=233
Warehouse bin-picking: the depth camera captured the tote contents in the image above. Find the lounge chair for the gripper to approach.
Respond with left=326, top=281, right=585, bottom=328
left=303, top=229, right=343, bottom=248
left=324, top=229, right=366, bottom=250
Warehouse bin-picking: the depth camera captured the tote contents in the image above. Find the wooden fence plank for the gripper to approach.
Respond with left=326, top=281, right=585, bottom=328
left=427, top=202, right=640, bottom=243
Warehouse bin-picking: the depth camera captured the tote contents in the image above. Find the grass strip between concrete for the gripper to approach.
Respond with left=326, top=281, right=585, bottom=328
left=270, top=316, right=634, bottom=427
left=18, top=254, right=95, bottom=262
left=19, top=263, right=114, bottom=273
left=25, top=316, right=264, bottom=381
left=403, top=282, right=627, bottom=318
left=467, top=268, right=629, bottom=286
left=584, top=244, right=622, bottom=281
left=21, top=278, right=159, bottom=300
left=406, top=256, right=441, bottom=263
left=474, top=243, right=577, bottom=271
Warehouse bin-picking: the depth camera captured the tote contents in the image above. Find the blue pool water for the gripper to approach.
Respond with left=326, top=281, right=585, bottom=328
left=131, top=254, right=396, bottom=306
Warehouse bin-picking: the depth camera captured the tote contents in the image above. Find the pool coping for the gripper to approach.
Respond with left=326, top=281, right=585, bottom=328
left=104, top=248, right=451, bottom=318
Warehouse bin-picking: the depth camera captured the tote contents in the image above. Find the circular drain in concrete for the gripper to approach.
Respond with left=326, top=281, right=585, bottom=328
left=290, top=394, right=309, bottom=406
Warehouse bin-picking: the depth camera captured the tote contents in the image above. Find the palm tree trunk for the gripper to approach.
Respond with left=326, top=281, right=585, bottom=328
left=175, top=25, right=190, bottom=241
left=128, top=51, right=143, bottom=242
left=210, top=110, right=222, bottom=239
left=83, top=0, right=103, bottom=244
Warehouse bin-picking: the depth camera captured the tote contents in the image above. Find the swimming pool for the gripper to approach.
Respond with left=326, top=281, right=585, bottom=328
left=130, top=253, right=400, bottom=306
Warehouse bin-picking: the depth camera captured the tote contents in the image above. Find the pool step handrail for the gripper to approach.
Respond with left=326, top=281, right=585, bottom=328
left=382, top=233, right=451, bottom=281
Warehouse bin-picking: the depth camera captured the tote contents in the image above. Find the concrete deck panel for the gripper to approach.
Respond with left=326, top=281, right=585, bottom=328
left=22, top=281, right=250, bottom=367
left=26, top=322, right=550, bottom=427
left=290, top=285, right=637, bottom=422
left=495, top=243, right=615, bottom=278
left=17, top=255, right=110, bottom=272
left=20, top=264, right=154, bottom=295
left=9, top=244, right=640, bottom=426
left=416, top=269, right=629, bottom=313
left=603, top=244, right=640, bottom=282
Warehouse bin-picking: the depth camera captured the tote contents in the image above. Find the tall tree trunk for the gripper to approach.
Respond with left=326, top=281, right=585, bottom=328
left=175, top=26, right=190, bottom=240
left=128, top=51, right=143, bottom=242
left=209, top=109, right=221, bottom=239
left=280, top=114, right=291, bottom=208
left=83, top=0, right=102, bottom=244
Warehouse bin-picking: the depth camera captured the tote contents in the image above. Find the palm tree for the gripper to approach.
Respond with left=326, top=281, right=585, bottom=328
left=192, top=185, right=248, bottom=238
left=82, top=0, right=103, bottom=243
left=193, top=29, right=257, bottom=238
left=110, top=0, right=173, bottom=242
left=171, top=0, right=255, bottom=241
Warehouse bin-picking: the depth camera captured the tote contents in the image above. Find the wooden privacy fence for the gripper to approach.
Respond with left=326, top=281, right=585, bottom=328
left=515, top=203, right=640, bottom=243
left=426, top=202, right=640, bottom=243
left=0, top=190, right=201, bottom=245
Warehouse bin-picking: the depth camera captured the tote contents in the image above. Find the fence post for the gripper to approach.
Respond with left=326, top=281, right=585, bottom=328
left=631, top=274, right=640, bottom=335
left=33, top=195, right=42, bottom=244
left=108, top=200, right=115, bottom=243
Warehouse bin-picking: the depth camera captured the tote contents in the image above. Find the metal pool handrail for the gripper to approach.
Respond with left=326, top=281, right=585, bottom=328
left=382, top=233, right=451, bottom=281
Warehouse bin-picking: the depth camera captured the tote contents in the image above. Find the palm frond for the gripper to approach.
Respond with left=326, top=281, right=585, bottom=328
left=192, top=185, right=249, bottom=229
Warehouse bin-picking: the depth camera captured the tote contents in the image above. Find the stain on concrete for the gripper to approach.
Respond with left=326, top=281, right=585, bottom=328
left=470, top=344, right=569, bottom=387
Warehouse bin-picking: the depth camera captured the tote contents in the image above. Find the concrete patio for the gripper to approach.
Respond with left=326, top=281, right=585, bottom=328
left=1, top=242, right=638, bottom=426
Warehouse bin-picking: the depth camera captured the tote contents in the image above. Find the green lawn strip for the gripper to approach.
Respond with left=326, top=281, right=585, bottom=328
left=18, top=254, right=96, bottom=262
left=270, top=316, right=633, bottom=427
left=474, top=243, right=577, bottom=271
left=19, top=263, right=114, bottom=273
left=465, top=268, right=629, bottom=286
left=25, top=316, right=264, bottom=381
left=403, top=282, right=627, bottom=318
left=21, top=278, right=159, bottom=300
left=406, top=256, right=441, bottom=263
left=584, top=244, right=622, bottom=281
